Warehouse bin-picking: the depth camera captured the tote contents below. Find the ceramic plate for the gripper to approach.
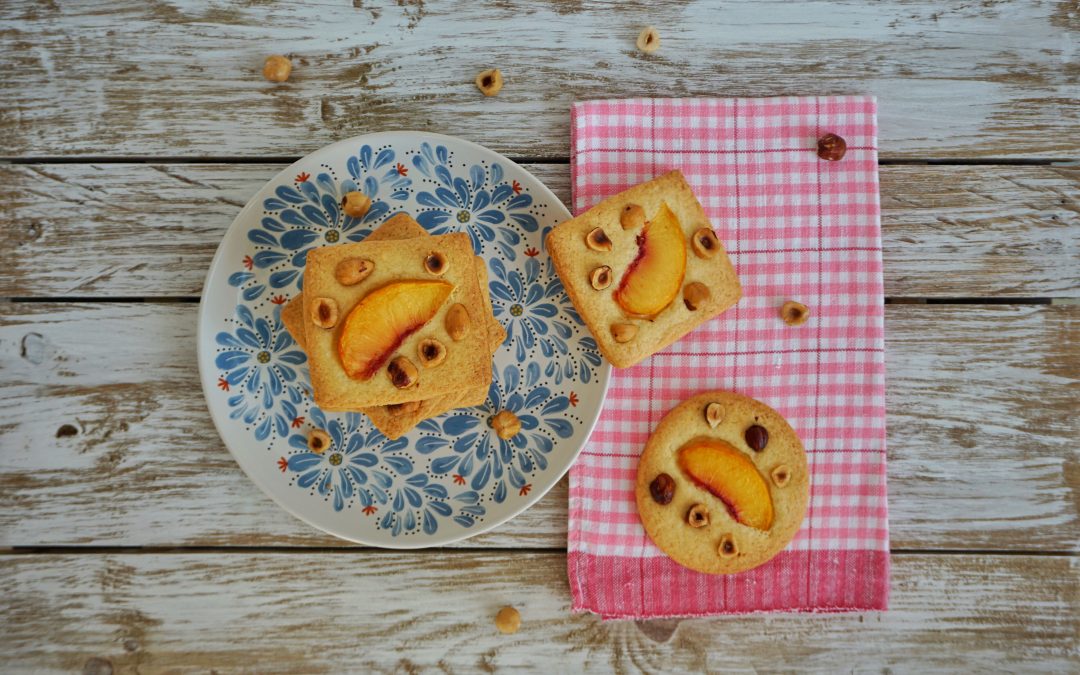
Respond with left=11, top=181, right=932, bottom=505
left=198, top=132, right=610, bottom=548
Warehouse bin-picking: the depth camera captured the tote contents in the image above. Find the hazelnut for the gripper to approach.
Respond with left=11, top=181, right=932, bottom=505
left=771, top=465, right=791, bottom=488
left=494, top=606, right=520, bottom=634
left=704, top=402, right=725, bottom=428
left=491, top=410, right=521, bottom=440
left=683, top=282, right=710, bottom=311
left=649, top=473, right=675, bottom=505
left=307, top=429, right=331, bottom=454
left=585, top=227, right=613, bottom=252
left=589, top=265, right=612, bottom=290
left=334, top=257, right=374, bottom=286
left=718, top=534, right=738, bottom=558
left=262, top=55, right=292, bottom=83
left=611, top=323, right=637, bottom=343
left=423, top=252, right=448, bottom=276
left=636, top=26, right=660, bottom=54
left=310, top=297, right=339, bottom=329
left=417, top=338, right=447, bottom=368
left=780, top=300, right=809, bottom=326
left=691, top=228, right=720, bottom=259
left=745, top=425, right=769, bottom=452
left=341, top=191, right=372, bottom=219
left=387, top=400, right=422, bottom=416
left=687, top=504, right=709, bottom=528
left=387, top=356, right=419, bottom=389
left=475, top=68, right=503, bottom=97
left=817, top=133, right=847, bottom=161
left=620, top=203, right=646, bottom=230
left=445, top=303, right=471, bottom=341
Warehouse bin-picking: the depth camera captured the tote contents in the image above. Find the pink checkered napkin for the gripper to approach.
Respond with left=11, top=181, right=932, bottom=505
left=566, top=97, right=888, bottom=618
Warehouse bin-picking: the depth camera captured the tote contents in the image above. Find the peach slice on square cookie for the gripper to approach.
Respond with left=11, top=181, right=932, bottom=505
left=635, top=390, right=808, bottom=575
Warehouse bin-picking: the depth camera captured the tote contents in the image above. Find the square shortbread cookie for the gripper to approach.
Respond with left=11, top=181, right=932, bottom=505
left=545, top=170, right=741, bottom=368
left=303, top=231, right=490, bottom=408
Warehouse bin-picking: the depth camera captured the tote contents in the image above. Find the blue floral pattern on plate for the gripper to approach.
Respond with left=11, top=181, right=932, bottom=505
left=201, top=132, right=610, bottom=547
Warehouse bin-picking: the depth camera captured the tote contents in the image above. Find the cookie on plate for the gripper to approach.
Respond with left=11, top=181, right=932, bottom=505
left=281, top=214, right=505, bottom=437
left=635, top=390, right=808, bottom=575
left=545, top=170, right=740, bottom=368
left=303, top=232, right=490, bottom=408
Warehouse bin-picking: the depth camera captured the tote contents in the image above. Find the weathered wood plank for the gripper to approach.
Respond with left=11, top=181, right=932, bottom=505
left=1, top=552, right=1076, bottom=672
left=1, top=303, right=1075, bottom=550
left=1, top=1, right=1077, bottom=159
left=2, top=163, right=1077, bottom=298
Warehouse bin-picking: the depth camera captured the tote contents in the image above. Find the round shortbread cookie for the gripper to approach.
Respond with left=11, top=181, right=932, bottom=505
left=635, top=391, right=809, bottom=575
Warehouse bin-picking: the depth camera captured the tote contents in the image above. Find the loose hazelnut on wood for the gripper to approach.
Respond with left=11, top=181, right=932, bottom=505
left=780, top=300, right=809, bottom=326
left=589, top=265, right=612, bottom=290
left=691, top=228, right=720, bottom=259
left=387, top=356, right=419, bottom=389
left=491, top=410, right=522, bottom=440
left=424, top=252, right=448, bottom=276
left=718, top=534, right=738, bottom=558
left=817, top=133, right=847, bottom=161
left=585, top=227, right=613, bottom=252
left=476, top=68, right=503, bottom=97
left=705, top=402, right=725, bottom=428
left=620, top=203, right=646, bottom=230
left=334, top=257, right=374, bottom=286
left=341, top=191, right=372, bottom=219
left=310, top=297, right=339, bottom=329
left=445, top=303, right=471, bottom=341
left=307, top=429, right=331, bottom=454
left=611, top=323, right=637, bottom=343
left=687, top=504, right=710, bottom=528
left=636, top=26, right=660, bottom=54
left=262, top=55, right=292, bottom=82
left=417, top=338, right=447, bottom=368
left=494, top=606, right=521, bottom=634
left=683, top=282, right=710, bottom=311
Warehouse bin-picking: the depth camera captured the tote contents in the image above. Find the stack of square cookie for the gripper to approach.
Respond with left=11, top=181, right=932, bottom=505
left=282, top=213, right=505, bottom=439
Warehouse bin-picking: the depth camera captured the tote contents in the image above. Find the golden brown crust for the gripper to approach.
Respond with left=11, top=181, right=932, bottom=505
left=545, top=170, right=741, bottom=368
left=635, top=391, right=809, bottom=575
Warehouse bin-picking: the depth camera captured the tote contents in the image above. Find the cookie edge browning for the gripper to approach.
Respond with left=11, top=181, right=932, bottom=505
left=634, top=390, right=809, bottom=575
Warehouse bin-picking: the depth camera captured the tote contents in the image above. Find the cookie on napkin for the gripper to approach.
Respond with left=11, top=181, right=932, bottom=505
left=545, top=170, right=740, bottom=368
left=635, top=390, right=808, bottom=575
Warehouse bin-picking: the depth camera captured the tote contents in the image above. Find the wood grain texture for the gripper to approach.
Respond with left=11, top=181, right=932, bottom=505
left=2, top=163, right=1077, bottom=298
left=1, top=302, right=1075, bottom=551
left=1, top=552, right=1076, bottom=672
left=1, top=1, right=1077, bottom=159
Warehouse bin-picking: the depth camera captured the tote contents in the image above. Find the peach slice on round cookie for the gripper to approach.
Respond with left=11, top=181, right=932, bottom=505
left=338, top=280, right=452, bottom=380
left=614, top=202, right=687, bottom=318
left=677, top=438, right=774, bottom=531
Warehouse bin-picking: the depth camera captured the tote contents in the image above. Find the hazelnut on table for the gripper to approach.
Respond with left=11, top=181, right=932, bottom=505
left=494, top=606, right=521, bottom=634
left=262, top=55, right=292, bottom=83
left=475, top=68, right=503, bottom=96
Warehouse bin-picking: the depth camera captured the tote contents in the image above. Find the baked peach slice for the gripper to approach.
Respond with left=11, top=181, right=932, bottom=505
left=677, top=438, right=774, bottom=530
left=338, top=280, right=452, bottom=380
left=614, top=202, right=687, bottom=318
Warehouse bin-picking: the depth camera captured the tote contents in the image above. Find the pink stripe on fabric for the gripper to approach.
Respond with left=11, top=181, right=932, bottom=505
left=567, top=96, right=888, bottom=618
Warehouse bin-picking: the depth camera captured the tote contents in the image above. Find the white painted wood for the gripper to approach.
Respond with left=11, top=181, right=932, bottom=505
left=1, top=552, right=1076, bottom=672
left=2, top=163, right=1077, bottom=298
left=1, top=302, right=1075, bottom=550
left=1, top=1, right=1076, bottom=159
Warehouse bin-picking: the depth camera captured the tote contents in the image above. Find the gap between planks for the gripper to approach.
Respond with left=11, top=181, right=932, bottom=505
left=1, top=546, right=1076, bottom=557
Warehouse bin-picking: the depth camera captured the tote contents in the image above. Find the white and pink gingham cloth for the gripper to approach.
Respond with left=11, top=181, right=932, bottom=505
left=567, top=97, right=889, bottom=618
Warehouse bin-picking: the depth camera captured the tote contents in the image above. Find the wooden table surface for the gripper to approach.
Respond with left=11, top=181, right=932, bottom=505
left=1, top=1, right=1077, bottom=672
